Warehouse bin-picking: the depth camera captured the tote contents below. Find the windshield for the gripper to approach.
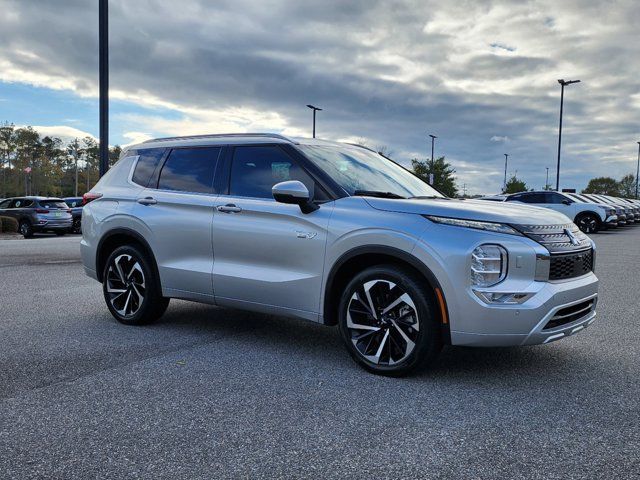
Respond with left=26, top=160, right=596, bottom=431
left=298, top=145, right=445, bottom=199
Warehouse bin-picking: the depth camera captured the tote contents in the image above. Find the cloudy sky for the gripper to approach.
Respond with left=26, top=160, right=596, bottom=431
left=0, top=0, right=638, bottom=194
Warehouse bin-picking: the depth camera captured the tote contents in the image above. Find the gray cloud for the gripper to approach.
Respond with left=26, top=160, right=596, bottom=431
left=0, top=0, right=639, bottom=194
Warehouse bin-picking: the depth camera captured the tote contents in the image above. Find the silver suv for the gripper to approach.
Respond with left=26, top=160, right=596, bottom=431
left=81, top=134, right=599, bottom=375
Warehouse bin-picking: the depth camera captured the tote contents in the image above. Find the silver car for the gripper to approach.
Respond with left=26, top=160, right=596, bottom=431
left=81, top=134, right=599, bottom=375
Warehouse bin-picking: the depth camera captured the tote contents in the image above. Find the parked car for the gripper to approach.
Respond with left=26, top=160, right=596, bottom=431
left=563, top=193, right=620, bottom=229
left=503, top=191, right=617, bottom=233
left=581, top=194, right=632, bottom=225
left=81, top=134, right=599, bottom=376
left=63, top=197, right=84, bottom=233
left=0, top=196, right=73, bottom=238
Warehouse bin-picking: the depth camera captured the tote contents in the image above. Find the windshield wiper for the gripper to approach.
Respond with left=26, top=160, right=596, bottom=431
left=352, top=190, right=406, bottom=199
left=409, top=195, right=446, bottom=200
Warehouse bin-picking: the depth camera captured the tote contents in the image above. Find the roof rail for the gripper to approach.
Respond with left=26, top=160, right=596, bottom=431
left=142, top=133, right=296, bottom=144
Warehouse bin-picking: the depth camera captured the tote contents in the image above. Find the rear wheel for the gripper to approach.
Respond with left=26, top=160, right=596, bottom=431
left=71, top=218, right=81, bottom=234
left=575, top=213, right=600, bottom=234
left=338, top=265, right=442, bottom=376
left=102, top=245, right=169, bottom=325
left=19, top=220, right=33, bottom=238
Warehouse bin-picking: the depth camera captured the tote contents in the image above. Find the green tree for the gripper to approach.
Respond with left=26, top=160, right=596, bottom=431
left=504, top=175, right=527, bottom=194
left=618, top=174, right=637, bottom=198
left=411, top=156, right=458, bottom=197
left=583, top=177, right=620, bottom=196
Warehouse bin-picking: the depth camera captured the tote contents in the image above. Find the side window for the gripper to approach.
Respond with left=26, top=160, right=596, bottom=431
left=11, top=199, right=23, bottom=208
left=506, top=194, right=523, bottom=202
left=22, top=200, right=33, bottom=208
left=0, top=199, right=12, bottom=208
left=229, top=146, right=318, bottom=199
left=132, top=148, right=166, bottom=187
left=545, top=193, right=565, bottom=204
left=158, top=147, right=221, bottom=194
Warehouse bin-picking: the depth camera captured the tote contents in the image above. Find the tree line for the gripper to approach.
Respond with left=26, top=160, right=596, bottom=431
left=0, top=122, right=121, bottom=199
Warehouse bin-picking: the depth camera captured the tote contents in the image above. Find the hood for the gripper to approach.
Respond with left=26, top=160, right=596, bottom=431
left=364, top=197, right=571, bottom=226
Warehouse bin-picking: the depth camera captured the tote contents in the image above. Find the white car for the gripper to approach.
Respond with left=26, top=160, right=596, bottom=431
left=503, top=191, right=618, bottom=233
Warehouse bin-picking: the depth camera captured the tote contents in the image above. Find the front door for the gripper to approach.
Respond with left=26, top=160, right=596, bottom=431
left=212, top=145, right=332, bottom=316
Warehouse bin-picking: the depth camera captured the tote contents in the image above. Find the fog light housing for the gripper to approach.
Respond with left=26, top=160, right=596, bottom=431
left=471, top=244, right=507, bottom=287
left=474, top=291, right=533, bottom=305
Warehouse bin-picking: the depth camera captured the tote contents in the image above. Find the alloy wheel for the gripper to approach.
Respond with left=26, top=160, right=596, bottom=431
left=578, top=216, right=597, bottom=233
left=106, top=254, right=146, bottom=318
left=346, top=279, right=419, bottom=365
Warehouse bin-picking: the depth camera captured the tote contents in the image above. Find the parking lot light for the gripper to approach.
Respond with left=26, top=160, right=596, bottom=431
left=556, top=79, right=581, bottom=191
left=306, top=104, right=322, bottom=138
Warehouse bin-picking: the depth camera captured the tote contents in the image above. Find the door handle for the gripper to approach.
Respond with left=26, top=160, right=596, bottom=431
left=137, top=197, right=157, bottom=206
left=217, top=204, right=242, bottom=213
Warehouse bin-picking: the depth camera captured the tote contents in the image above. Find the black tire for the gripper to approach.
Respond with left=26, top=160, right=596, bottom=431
left=102, top=244, right=169, bottom=325
left=71, top=219, right=82, bottom=234
left=55, top=231, right=66, bottom=236
left=575, top=212, right=600, bottom=234
left=19, top=220, right=33, bottom=238
left=338, top=264, right=442, bottom=376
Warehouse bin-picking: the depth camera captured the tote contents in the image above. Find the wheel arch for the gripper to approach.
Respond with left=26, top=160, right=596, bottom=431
left=323, top=245, right=450, bottom=343
left=96, top=227, right=160, bottom=285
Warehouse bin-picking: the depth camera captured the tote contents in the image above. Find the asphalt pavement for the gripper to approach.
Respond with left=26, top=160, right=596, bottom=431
left=0, top=229, right=639, bottom=479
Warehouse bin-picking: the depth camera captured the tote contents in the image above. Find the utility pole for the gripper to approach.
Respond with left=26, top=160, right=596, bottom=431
left=556, top=79, right=581, bottom=191
left=503, top=154, right=509, bottom=192
left=99, top=0, right=109, bottom=177
left=306, top=105, right=322, bottom=138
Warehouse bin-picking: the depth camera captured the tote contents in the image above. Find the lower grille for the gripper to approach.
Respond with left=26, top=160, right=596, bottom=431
left=544, top=298, right=596, bottom=330
left=549, top=249, right=594, bottom=280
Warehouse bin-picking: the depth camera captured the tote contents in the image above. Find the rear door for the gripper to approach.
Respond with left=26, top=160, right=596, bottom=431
left=211, top=144, right=332, bottom=315
left=134, top=146, right=222, bottom=299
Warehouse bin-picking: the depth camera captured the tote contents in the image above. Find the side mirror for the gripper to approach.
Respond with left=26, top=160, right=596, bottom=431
left=272, top=180, right=319, bottom=214
left=562, top=199, right=572, bottom=205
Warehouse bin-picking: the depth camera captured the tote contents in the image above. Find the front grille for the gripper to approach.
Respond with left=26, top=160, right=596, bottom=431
left=544, top=298, right=596, bottom=330
left=549, top=249, right=594, bottom=280
left=516, top=223, right=591, bottom=254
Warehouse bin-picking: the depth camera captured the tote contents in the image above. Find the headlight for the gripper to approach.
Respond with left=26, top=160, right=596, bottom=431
left=424, top=216, right=521, bottom=236
left=471, top=244, right=507, bottom=287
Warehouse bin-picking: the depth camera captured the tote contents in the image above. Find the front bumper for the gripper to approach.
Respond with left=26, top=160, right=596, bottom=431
left=604, top=215, right=618, bottom=227
left=450, top=273, right=599, bottom=347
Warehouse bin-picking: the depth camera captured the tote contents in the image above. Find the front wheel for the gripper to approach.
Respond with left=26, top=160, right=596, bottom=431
left=338, top=265, right=442, bottom=376
left=102, top=245, right=169, bottom=325
left=575, top=213, right=600, bottom=234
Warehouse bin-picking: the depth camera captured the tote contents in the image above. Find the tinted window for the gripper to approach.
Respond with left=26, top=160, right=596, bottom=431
left=545, top=192, right=567, bottom=204
left=64, top=198, right=82, bottom=207
left=38, top=199, right=67, bottom=209
left=0, top=199, right=11, bottom=208
left=132, top=148, right=166, bottom=187
left=158, top=147, right=220, bottom=194
left=508, top=193, right=545, bottom=203
left=230, top=146, right=317, bottom=199
left=10, top=198, right=25, bottom=208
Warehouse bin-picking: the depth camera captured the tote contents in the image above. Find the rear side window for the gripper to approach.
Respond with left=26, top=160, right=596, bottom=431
left=229, top=146, right=317, bottom=199
left=38, top=199, right=67, bottom=209
left=65, top=198, right=82, bottom=207
left=132, top=148, right=166, bottom=187
left=158, top=147, right=221, bottom=194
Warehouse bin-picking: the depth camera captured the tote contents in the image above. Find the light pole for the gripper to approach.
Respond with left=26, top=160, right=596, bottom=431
left=99, top=0, right=109, bottom=178
left=306, top=105, right=322, bottom=138
left=429, top=134, right=437, bottom=164
left=503, top=154, right=509, bottom=192
left=636, top=141, right=640, bottom=199
left=556, top=78, right=580, bottom=191
left=545, top=167, right=549, bottom=190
